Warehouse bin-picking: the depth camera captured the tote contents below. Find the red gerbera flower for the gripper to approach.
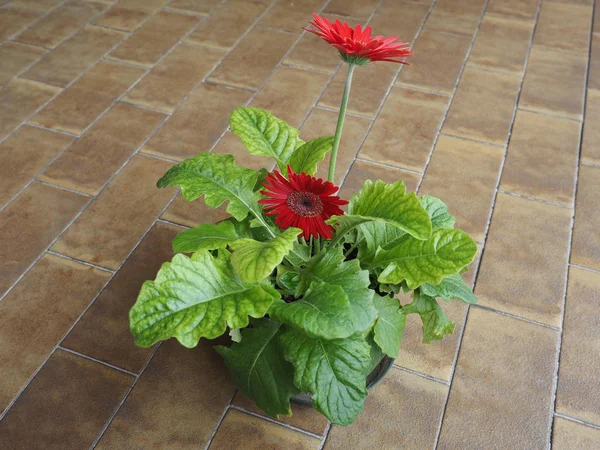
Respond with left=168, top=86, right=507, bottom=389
left=304, top=13, right=413, bottom=65
left=259, top=166, right=349, bottom=240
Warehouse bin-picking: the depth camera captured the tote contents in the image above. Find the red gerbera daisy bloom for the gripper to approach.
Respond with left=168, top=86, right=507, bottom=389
left=304, top=13, right=413, bottom=65
left=259, top=166, right=349, bottom=240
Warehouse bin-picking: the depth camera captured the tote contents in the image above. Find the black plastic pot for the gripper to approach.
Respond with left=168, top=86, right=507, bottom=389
left=290, top=356, right=395, bottom=406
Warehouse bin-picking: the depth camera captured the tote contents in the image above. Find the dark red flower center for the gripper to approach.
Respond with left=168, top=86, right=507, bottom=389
left=286, top=191, right=323, bottom=218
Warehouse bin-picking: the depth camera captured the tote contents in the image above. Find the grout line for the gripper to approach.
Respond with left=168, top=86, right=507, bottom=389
left=280, top=62, right=334, bottom=75
left=496, top=190, right=572, bottom=209
left=548, top=2, right=596, bottom=448
left=157, top=217, right=191, bottom=229
left=33, top=179, right=93, bottom=198
left=203, top=390, right=237, bottom=450
left=517, top=107, right=583, bottom=123
left=318, top=423, right=332, bottom=450
left=254, top=25, right=301, bottom=36
left=554, top=412, right=600, bottom=432
left=116, top=99, right=171, bottom=114
left=313, top=104, right=374, bottom=120
left=568, top=263, right=600, bottom=275
left=353, top=157, right=423, bottom=175
left=23, top=121, right=78, bottom=136
left=57, top=346, right=138, bottom=377
left=46, top=249, right=115, bottom=273
left=203, top=79, right=257, bottom=93
left=138, top=151, right=180, bottom=164
left=581, top=161, right=600, bottom=168
left=470, top=304, right=560, bottom=331
left=392, top=364, right=450, bottom=385
left=439, top=132, right=505, bottom=148
left=393, top=82, right=452, bottom=97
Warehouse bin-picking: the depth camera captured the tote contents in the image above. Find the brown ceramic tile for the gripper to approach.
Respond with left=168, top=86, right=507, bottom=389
left=143, top=82, right=252, bottom=160
left=590, top=34, right=600, bottom=90
left=359, top=87, right=448, bottom=172
left=108, top=11, right=199, bottom=67
left=556, top=267, right=600, bottom=426
left=582, top=88, right=600, bottom=165
left=0, top=125, right=73, bottom=206
left=51, top=155, right=174, bottom=269
left=9, top=0, right=63, bottom=12
left=63, top=222, right=181, bottom=372
left=14, top=0, right=108, bottom=48
left=0, top=254, right=110, bottom=412
left=323, top=0, right=379, bottom=20
left=368, top=0, right=429, bottom=39
left=94, top=0, right=167, bottom=31
left=438, top=308, right=558, bottom=449
left=251, top=66, right=330, bottom=128
left=22, top=25, right=125, bottom=87
left=0, top=182, right=88, bottom=296
left=259, top=0, right=325, bottom=34
left=0, top=41, right=46, bottom=86
left=300, top=107, right=372, bottom=185
left=186, top=0, right=269, bottom=49
left=124, top=44, right=225, bottom=112
left=520, top=46, right=587, bottom=120
left=396, top=31, right=471, bottom=95
left=208, top=27, right=297, bottom=90
left=0, top=78, right=60, bottom=140
left=212, top=131, right=274, bottom=171
left=424, top=0, right=486, bottom=36
left=284, top=32, right=341, bottom=72
left=443, top=67, right=521, bottom=145
left=161, top=194, right=229, bottom=227
left=533, top=2, right=592, bottom=54
left=475, top=193, right=571, bottom=326
left=233, top=393, right=329, bottom=436
left=500, top=110, right=580, bottom=206
left=571, top=165, right=600, bottom=272
left=486, top=0, right=539, bottom=21
left=325, top=368, right=446, bottom=449
left=211, top=408, right=320, bottom=449
left=39, top=103, right=166, bottom=195
left=419, top=135, right=503, bottom=242
left=340, top=160, right=421, bottom=201
left=0, top=349, right=132, bottom=449
left=167, top=0, right=221, bottom=15
left=468, top=15, right=534, bottom=75
left=30, top=60, right=145, bottom=134
left=96, top=339, right=235, bottom=449
left=553, top=417, right=600, bottom=450
left=0, top=7, right=39, bottom=41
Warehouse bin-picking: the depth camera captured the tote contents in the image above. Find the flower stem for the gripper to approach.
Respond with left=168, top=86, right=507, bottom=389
left=328, top=63, right=356, bottom=182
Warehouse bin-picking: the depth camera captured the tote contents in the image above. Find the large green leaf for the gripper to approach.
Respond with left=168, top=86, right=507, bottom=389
left=157, top=153, right=260, bottom=222
left=373, top=295, right=406, bottom=358
left=229, top=107, right=300, bottom=172
left=403, top=292, right=455, bottom=343
left=215, top=319, right=298, bottom=418
left=230, top=228, right=301, bottom=282
left=298, top=247, right=377, bottom=333
left=268, top=281, right=356, bottom=339
left=287, top=136, right=334, bottom=175
left=420, top=195, right=456, bottom=230
left=172, top=221, right=239, bottom=253
left=375, top=229, right=477, bottom=289
left=420, top=273, right=477, bottom=304
left=129, top=251, right=279, bottom=348
left=280, top=329, right=370, bottom=425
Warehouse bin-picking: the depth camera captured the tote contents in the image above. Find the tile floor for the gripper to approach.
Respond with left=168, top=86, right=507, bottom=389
left=0, top=0, right=599, bottom=448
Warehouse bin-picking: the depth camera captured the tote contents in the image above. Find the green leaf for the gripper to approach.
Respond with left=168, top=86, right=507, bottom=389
left=280, top=329, right=370, bottom=425
left=403, top=292, right=455, bottom=343
left=420, top=273, right=477, bottom=304
left=373, top=295, right=406, bottom=358
left=172, top=221, right=239, bottom=253
left=420, top=195, right=456, bottom=229
left=229, top=107, right=300, bottom=172
left=268, top=281, right=356, bottom=339
left=298, top=247, right=377, bottom=333
left=287, top=136, right=334, bottom=176
left=157, top=153, right=260, bottom=222
left=216, top=319, right=298, bottom=418
left=375, top=229, right=477, bottom=289
left=230, top=228, right=301, bottom=282
left=129, top=251, right=279, bottom=348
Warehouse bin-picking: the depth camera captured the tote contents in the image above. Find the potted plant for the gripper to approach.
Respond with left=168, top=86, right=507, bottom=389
left=129, top=14, right=478, bottom=426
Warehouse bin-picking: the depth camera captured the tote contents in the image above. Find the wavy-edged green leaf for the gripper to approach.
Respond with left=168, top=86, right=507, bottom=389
left=230, top=228, right=301, bottom=282
left=288, top=136, right=334, bottom=175
left=298, top=247, right=377, bottom=333
left=403, top=292, right=455, bottom=343
left=172, top=221, right=239, bottom=253
left=420, top=195, right=456, bottom=229
left=157, top=153, right=260, bottom=222
left=229, top=107, right=300, bottom=172
left=375, top=229, right=477, bottom=289
left=269, top=281, right=355, bottom=339
left=420, top=273, right=477, bottom=304
left=373, top=295, right=406, bottom=358
left=280, top=329, right=370, bottom=425
left=216, top=319, right=298, bottom=418
left=129, top=251, right=279, bottom=348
